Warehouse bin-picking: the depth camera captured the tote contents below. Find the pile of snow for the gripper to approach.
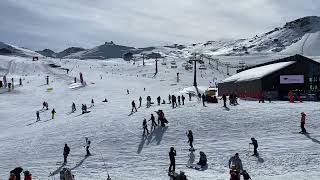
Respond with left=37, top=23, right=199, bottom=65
left=222, top=61, right=295, bottom=83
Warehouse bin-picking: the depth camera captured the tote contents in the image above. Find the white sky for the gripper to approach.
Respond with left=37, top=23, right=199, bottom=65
left=0, top=0, right=319, bottom=51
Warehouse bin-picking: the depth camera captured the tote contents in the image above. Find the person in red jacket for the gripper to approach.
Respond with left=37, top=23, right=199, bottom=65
left=300, top=112, right=307, bottom=133
left=23, top=171, right=32, bottom=180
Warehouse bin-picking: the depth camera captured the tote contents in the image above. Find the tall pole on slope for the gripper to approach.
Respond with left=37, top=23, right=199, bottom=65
left=142, top=54, right=145, bottom=66
left=155, top=58, right=159, bottom=74
left=190, top=53, right=200, bottom=87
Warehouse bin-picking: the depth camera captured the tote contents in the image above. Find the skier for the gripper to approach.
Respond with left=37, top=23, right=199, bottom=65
left=142, top=118, right=149, bottom=136
left=228, top=153, right=243, bottom=179
left=222, top=94, right=227, bottom=107
left=157, top=96, right=161, bottom=105
left=85, top=137, right=91, bottom=156
left=19, top=78, right=22, bottom=86
left=249, top=137, right=259, bottom=156
left=148, top=114, right=157, bottom=131
left=81, top=104, right=85, bottom=114
left=186, top=130, right=194, bottom=151
left=139, top=96, right=142, bottom=108
left=300, top=112, right=307, bottom=133
left=147, top=96, right=151, bottom=108
left=177, top=96, right=181, bottom=106
left=63, top=144, right=70, bottom=163
left=188, top=93, right=192, bottom=101
left=182, top=95, right=185, bottom=105
left=91, top=99, right=94, bottom=107
left=51, top=108, right=56, bottom=119
left=156, top=110, right=167, bottom=127
left=71, top=102, right=76, bottom=113
left=23, top=170, right=32, bottom=180
left=168, top=147, right=176, bottom=174
left=202, top=94, right=206, bottom=106
left=242, top=170, right=251, bottom=180
left=127, top=89, right=130, bottom=95
left=131, top=100, right=137, bottom=113
left=168, top=95, right=172, bottom=104
left=42, top=101, right=46, bottom=110
left=197, top=151, right=207, bottom=167
left=172, top=95, right=177, bottom=108
left=36, top=111, right=40, bottom=121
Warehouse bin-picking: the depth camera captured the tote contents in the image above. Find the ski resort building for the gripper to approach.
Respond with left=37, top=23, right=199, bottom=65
left=218, top=54, right=320, bottom=100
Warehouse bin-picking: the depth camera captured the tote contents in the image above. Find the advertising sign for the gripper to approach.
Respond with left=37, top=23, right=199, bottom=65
left=280, top=75, right=304, bottom=84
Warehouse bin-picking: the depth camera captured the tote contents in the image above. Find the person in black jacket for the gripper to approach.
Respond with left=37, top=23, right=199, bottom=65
left=202, top=94, right=206, bottom=106
left=187, top=130, right=194, bottom=150
left=157, top=96, right=161, bottom=105
left=63, top=144, right=70, bottom=163
left=148, top=114, right=157, bottom=131
left=10, top=167, right=23, bottom=180
left=242, top=170, right=251, bottom=180
left=169, top=147, right=176, bottom=173
left=181, top=95, right=185, bottom=105
left=131, top=100, right=137, bottom=112
left=250, top=137, right=258, bottom=156
left=222, top=94, right=227, bottom=107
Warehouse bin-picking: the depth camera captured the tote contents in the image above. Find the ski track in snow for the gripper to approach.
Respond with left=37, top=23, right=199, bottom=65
left=0, top=55, right=319, bottom=180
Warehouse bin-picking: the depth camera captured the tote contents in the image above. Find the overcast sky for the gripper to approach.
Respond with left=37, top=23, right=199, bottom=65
left=0, top=0, right=319, bottom=51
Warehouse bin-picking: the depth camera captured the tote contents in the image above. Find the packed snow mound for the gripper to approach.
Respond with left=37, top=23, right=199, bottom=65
left=222, top=61, right=295, bottom=83
left=0, top=42, right=42, bottom=57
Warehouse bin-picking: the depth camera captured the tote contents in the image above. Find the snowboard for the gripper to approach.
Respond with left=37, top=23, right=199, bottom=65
left=186, top=164, right=207, bottom=170
left=69, top=83, right=84, bottom=89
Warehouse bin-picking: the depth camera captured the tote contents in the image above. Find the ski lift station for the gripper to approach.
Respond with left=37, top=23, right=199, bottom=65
left=218, top=54, right=320, bottom=101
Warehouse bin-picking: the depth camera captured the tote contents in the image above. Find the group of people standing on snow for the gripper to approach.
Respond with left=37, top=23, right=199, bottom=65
left=8, top=167, right=32, bottom=180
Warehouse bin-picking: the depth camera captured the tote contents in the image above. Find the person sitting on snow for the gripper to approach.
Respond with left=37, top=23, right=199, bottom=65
left=197, top=151, right=207, bottom=167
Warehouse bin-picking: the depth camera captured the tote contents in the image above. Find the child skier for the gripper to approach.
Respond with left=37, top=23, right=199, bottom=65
left=249, top=137, right=258, bottom=156
left=300, top=112, right=307, bottom=133
left=242, top=170, right=251, bottom=180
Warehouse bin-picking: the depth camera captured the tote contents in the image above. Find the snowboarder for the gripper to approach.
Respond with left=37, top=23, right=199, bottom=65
left=157, top=96, right=161, bottom=105
left=228, top=153, right=243, bottom=179
left=131, top=100, right=137, bottom=113
left=71, top=102, right=76, bottom=113
left=249, top=137, right=258, bottom=156
left=85, top=137, right=91, bottom=156
left=168, top=95, right=172, bottom=104
left=197, top=151, right=207, bottom=167
left=169, top=147, right=176, bottom=173
left=300, top=112, right=307, bottom=133
left=10, top=167, right=23, bottom=180
left=242, top=170, right=251, bottom=180
left=23, top=171, right=32, bottom=180
left=142, top=118, right=149, bottom=136
left=222, top=94, right=227, bottom=107
left=187, top=130, right=194, bottom=151
left=177, top=96, right=181, bottom=106
left=36, top=111, right=40, bottom=121
left=182, top=95, right=185, bottom=105
left=148, top=114, right=157, bottom=131
left=91, top=99, right=94, bottom=107
left=139, top=96, right=142, bottom=108
left=63, top=144, right=70, bottom=163
left=202, top=94, right=206, bottom=106
left=188, top=93, right=192, bottom=101
left=51, top=108, right=56, bottom=119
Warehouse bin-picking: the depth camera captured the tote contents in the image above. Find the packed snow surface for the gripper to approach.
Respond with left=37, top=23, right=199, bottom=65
left=0, top=55, right=319, bottom=180
left=222, top=61, right=295, bottom=83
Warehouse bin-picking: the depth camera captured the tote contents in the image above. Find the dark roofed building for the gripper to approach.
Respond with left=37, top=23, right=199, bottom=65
left=218, top=54, right=320, bottom=100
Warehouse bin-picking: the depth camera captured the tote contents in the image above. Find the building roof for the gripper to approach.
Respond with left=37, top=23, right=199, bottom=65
left=222, top=61, right=295, bottom=83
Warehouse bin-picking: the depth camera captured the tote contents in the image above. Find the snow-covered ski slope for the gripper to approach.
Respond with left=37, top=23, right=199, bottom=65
left=0, top=55, right=319, bottom=180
